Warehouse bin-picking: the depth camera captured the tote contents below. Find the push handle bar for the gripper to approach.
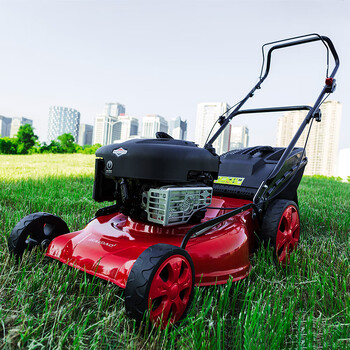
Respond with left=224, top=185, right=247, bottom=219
left=205, top=34, right=339, bottom=150
left=260, top=34, right=339, bottom=81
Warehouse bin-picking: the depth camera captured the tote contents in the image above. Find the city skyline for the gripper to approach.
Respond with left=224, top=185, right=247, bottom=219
left=1, top=98, right=347, bottom=178
left=2, top=96, right=345, bottom=148
left=0, top=1, right=348, bottom=150
left=92, top=102, right=189, bottom=145
left=277, top=101, right=342, bottom=177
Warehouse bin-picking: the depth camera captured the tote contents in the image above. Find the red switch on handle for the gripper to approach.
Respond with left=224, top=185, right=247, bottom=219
left=325, top=77, right=334, bottom=86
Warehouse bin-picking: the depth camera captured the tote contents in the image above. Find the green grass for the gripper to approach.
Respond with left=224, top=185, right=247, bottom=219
left=0, top=154, right=349, bottom=349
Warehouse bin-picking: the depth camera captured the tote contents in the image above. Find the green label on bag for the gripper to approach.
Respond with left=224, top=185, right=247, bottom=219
left=214, top=176, right=245, bottom=186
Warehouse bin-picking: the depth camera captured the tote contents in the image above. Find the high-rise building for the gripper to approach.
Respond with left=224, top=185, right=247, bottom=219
left=195, top=102, right=231, bottom=154
left=169, top=117, right=187, bottom=140
left=230, top=126, right=249, bottom=150
left=114, top=115, right=139, bottom=142
left=78, top=124, right=94, bottom=146
left=104, top=103, right=125, bottom=117
left=0, top=116, right=12, bottom=138
left=94, top=102, right=130, bottom=145
left=10, top=117, right=33, bottom=137
left=48, top=106, right=80, bottom=142
left=276, top=100, right=342, bottom=176
left=93, top=115, right=138, bottom=145
left=142, top=115, right=168, bottom=138
left=93, top=115, right=119, bottom=145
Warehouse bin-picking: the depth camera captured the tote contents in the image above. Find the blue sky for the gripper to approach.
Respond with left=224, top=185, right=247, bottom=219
left=0, top=0, right=349, bottom=149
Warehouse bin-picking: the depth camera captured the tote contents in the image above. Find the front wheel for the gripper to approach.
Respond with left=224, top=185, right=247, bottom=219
left=125, top=244, right=195, bottom=328
left=8, top=212, right=70, bottom=258
left=260, top=200, right=300, bottom=264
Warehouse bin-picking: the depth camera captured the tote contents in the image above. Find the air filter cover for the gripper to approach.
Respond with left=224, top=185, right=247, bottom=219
left=142, top=186, right=213, bottom=226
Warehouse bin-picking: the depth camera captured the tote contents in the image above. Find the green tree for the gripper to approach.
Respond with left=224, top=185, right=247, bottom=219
left=0, top=137, right=17, bottom=154
left=28, top=140, right=42, bottom=154
left=57, top=133, right=76, bottom=153
left=79, top=144, right=102, bottom=154
left=74, top=143, right=83, bottom=153
left=39, top=140, right=63, bottom=154
left=16, top=124, right=38, bottom=154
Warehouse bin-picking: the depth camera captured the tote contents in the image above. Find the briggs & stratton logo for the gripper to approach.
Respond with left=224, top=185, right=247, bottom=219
left=113, top=147, right=128, bottom=157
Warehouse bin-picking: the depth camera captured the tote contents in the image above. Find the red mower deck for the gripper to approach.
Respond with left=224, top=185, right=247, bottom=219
left=46, top=197, right=255, bottom=288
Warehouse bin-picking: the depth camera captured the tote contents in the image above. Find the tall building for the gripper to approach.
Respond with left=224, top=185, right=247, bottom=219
left=48, top=106, right=80, bottom=142
left=78, top=124, right=94, bottom=146
left=0, top=116, right=12, bottom=138
left=94, top=102, right=129, bottom=145
left=104, top=103, right=125, bottom=117
left=93, top=115, right=118, bottom=145
left=195, top=102, right=231, bottom=154
left=93, top=114, right=138, bottom=145
left=10, top=117, right=33, bottom=137
left=114, top=115, right=139, bottom=142
left=276, top=100, right=342, bottom=176
left=169, top=117, right=187, bottom=140
left=230, top=126, right=249, bottom=150
left=142, top=115, right=168, bottom=138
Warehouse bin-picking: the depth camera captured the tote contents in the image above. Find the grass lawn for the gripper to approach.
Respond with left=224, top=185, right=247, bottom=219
left=0, top=154, right=349, bottom=349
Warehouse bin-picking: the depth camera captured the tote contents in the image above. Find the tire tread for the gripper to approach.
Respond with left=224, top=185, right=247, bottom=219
left=125, top=243, right=194, bottom=325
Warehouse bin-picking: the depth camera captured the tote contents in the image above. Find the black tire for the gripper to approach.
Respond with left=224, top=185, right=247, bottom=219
left=260, top=200, right=300, bottom=264
left=8, top=212, right=70, bottom=257
left=125, top=243, right=195, bottom=328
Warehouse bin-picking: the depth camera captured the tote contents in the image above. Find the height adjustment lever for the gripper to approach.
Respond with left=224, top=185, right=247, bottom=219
left=325, top=77, right=336, bottom=93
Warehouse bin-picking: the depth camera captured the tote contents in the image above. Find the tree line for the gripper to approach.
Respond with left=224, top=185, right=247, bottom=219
left=0, top=124, right=101, bottom=155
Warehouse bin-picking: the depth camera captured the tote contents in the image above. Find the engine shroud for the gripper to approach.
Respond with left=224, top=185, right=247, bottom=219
left=92, top=138, right=220, bottom=225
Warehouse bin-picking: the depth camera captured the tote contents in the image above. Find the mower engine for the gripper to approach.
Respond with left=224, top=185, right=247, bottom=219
left=93, top=138, right=219, bottom=226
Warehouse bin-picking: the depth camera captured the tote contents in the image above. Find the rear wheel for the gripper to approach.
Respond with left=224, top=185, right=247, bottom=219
left=8, top=212, right=70, bottom=258
left=125, top=244, right=194, bottom=328
left=260, top=200, right=300, bottom=264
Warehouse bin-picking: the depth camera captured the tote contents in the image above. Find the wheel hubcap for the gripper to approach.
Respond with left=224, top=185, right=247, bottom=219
left=169, top=284, right=179, bottom=300
left=149, top=255, right=192, bottom=328
left=23, top=222, right=57, bottom=253
left=276, top=205, right=300, bottom=264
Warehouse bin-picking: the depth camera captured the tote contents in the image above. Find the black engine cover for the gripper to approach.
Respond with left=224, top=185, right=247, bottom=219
left=93, top=138, right=219, bottom=202
left=95, top=138, right=219, bottom=182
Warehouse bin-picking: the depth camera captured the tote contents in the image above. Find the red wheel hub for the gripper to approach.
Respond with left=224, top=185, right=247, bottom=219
left=148, top=255, right=193, bottom=328
left=276, top=205, right=300, bottom=264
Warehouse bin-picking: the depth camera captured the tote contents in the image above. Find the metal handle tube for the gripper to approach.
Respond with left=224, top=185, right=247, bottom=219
left=263, top=36, right=339, bottom=79
left=205, top=35, right=339, bottom=150
left=233, top=105, right=312, bottom=115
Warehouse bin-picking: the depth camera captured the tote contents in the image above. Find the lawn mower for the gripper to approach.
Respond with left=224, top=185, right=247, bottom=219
left=8, top=34, right=339, bottom=328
